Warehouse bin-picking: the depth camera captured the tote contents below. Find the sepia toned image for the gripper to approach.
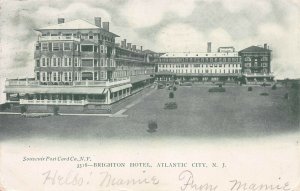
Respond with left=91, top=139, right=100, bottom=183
left=0, top=0, right=299, bottom=191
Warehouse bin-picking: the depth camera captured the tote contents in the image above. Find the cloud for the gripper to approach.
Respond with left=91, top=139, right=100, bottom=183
left=155, top=23, right=205, bottom=52
left=120, top=0, right=196, bottom=28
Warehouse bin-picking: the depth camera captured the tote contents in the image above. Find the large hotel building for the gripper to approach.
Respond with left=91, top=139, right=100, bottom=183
left=4, top=17, right=275, bottom=113
left=4, top=17, right=155, bottom=112
left=156, top=42, right=274, bottom=84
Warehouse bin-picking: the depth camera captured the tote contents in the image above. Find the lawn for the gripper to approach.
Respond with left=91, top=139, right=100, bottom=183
left=0, top=85, right=299, bottom=141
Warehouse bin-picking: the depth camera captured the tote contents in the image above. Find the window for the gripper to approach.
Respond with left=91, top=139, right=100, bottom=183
left=52, top=57, right=57, bottom=67
left=100, top=45, right=104, bottom=53
left=81, top=45, right=93, bottom=52
left=68, top=58, right=72, bottom=67
left=245, top=57, right=251, bottom=61
left=64, top=72, right=68, bottom=81
left=81, top=59, right=93, bottom=67
left=46, top=58, right=50, bottom=66
left=74, top=72, right=78, bottom=81
left=64, top=57, right=68, bottom=67
left=262, top=63, right=268, bottom=67
left=94, top=59, right=98, bottom=67
left=57, top=58, right=61, bottom=67
left=35, top=72, right=40, bottom=81
left=245, top=63, right=251, bottom=67
left=64, top=43, right=71, bottom=51
left=68, top=72, right=72, bottom=81
left=52, top=43, right=59, bottom=51
left=82, top=72, right=93, bottom=80
left=52, top=72, right=57, bottom=81
left=36, top=60, right=40, bottom=67
left=100, top=58, right=104, bottom=66
left=74, top=58, right=78, bottom=67
left=262, top=56, right=268, bottom=61
left=89, top=35, right=93, bottom=39
left=42, top=72, right=46, bottom=82
left=42, top=43, right=48, bottom=51
left=42, top=58, right=46, bottom=67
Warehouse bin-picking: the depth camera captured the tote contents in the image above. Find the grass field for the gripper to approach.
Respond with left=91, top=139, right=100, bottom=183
left=0, top=85, right=299, bottom=141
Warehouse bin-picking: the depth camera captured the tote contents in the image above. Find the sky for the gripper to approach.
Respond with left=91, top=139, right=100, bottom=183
left=0, top=0, right=299, bottom=85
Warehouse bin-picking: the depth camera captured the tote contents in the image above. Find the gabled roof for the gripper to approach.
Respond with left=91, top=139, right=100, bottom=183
left=239, top=46, right=271, bottom=53
left=143, top=49, right=156, bottom=54
left=35, top=19, right=119, bottom=37
left=37, top=19, right=100, bottom=30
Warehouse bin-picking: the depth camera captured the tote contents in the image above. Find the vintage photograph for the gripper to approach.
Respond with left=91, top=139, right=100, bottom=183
left=0, top=0, right=299, bottom=190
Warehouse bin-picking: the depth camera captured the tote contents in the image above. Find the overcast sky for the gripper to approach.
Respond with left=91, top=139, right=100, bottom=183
left=0, top=0, right=299, bottom=81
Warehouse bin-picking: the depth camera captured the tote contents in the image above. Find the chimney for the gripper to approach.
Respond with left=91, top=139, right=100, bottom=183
left=127, top=43, right=132, bottom=50
left=140, top=46, right=143, bottom=51
left=264, top=43, right=267, bottom=49
left=103, top=22, right=110, bottom=31
left=207, top=42, right=211, bottom=53
left=132, top=45, right=136, bottom=51
left=94, top=17, right=101, bottom=27
left=58, top=18, right=65, bottom=24
left=121, top=39, right=126, bottom=48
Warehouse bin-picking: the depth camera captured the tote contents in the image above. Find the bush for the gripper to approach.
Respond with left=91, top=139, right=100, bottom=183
left=0, top=103, right=11, bottom=111
left=157, top=84, right=165, bottom=89
left=208, top=87, right=226, bottom=92
left=20, top=105, right=27, bottom=114
left=180, top=82, right=192, bottom=86
left=169, top=92, right=174, bottom=98
left=218, top=84, right=222, bottom=88
left=284, top=93, right=289, bottom=99
left=53, top=106, right=59, bottom=115
left=271, top=84, right=277, bottom=90
left=147, top=120, right=158, bottom=133
left=164, top=102, right=177, bottom=109
left=173, top=86, right=177, bottom=91
left=248, top=87, right=253, bottom=91
left=260, top=92, right=269, bottom=96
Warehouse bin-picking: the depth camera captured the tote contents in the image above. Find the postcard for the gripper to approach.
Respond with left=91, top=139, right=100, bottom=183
left=0, top=0, right=299, bottom=191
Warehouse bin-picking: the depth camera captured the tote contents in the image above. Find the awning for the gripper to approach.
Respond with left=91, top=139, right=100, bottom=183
left=130, top=75, right=154, bottom=84
left=4, top=86, right=107, bottom=94
left=110, top=83, right=132, bottom=93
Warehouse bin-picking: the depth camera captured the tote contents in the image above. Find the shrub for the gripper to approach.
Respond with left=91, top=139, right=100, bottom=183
left=208, top=87, right=226, bottom=92
left=218, top=84, right=222, bottom=88
left=0, top=103, right=11, bottom=111
left=260, top=92, right=269, bottom=96
left=169, top=92, right=174, bottom=98
left=180, top=82, right=192, bottom=86
left=173, top=86, right=177, bottom=91
left=147, top=120, right=158, bottom=133
left=157, top=84, right=164, bottom=89
left=164, top=102, right=177, bottom=109
left=53, top=106, right=59, bottom=115
left=271, top=84, right=277, bottom=90
left=20, top=105, right=27, bottom=114
left=248, top=87, right=253, bottom=91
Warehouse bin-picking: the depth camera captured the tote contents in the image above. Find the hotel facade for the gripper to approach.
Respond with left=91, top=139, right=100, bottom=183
left=4, top=17, right=155, bottom=113
left=155, top=43, right=274, bottom=84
